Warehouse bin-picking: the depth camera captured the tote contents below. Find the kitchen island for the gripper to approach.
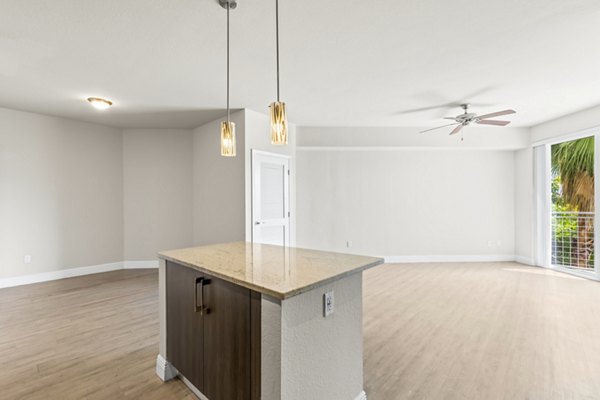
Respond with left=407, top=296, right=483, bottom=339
left=155, top=241, right=383, bottom=400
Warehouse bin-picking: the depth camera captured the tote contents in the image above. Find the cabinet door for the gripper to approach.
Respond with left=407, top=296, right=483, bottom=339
left=203, top=275, right=252, bottom=400
left=166, top=261, right=204, bottom=391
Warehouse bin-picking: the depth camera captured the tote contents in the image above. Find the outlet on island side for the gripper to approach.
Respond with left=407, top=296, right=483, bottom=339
left=24, top=255, right=31, bottom=264
left=323, top=290, right=334, bottom=317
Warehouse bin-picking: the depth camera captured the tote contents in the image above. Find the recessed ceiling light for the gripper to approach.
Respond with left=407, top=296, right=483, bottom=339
left=87, top=97, right=113, bottom=110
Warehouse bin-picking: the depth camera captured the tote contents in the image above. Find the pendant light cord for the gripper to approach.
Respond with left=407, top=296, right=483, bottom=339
left=227, top=0, right=230, bottom=122
left=276, top=0, right=280, bottom=102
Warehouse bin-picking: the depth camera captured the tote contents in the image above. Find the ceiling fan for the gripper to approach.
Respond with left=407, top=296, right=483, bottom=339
left=420, top=104, right=516, bottom=136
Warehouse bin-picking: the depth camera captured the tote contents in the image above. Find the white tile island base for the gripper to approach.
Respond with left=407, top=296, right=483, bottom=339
left=155, top=242, right=383, bottom=400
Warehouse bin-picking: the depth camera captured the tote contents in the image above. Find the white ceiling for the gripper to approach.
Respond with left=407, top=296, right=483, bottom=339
left=1, top=0, right=600, bottom=128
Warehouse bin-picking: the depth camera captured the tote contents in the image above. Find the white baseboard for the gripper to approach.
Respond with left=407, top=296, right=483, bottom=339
left=0, top=259, right=159, bottom=289
left=0, top=262, right=124, bottom=289
left=384, top=254, right=516, bottom=263
left=123, top=260, right=159, bottom=269
left=355, top=390, right=367, bottom=400
left=155, top=354, right=178, bottom=382
left=514, top=255, right=535, bottom=266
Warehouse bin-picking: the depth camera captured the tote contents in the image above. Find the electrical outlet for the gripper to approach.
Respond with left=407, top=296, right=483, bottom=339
left=324, top=290, right=334, bottom=317
left=24, top=255, right=31, bottom=264
left=487, top=241, right=493, bottom=247
left=497, top=240, right=502, bottom=246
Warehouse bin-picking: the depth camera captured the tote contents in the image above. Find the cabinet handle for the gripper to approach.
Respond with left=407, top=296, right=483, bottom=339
left=194, top=277, right=211, bottom=315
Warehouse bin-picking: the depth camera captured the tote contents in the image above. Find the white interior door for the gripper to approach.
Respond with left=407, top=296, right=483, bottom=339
left=252, top=150, right=290, bottom=247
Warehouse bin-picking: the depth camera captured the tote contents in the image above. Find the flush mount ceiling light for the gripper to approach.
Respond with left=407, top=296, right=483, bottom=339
left=269, top=0, right=288, bottom=145
left=87, top=97, right=113, bottom=110
left=220, top=0, right=236, bottom=157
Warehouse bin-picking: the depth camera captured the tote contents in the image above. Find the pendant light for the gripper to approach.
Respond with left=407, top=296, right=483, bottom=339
left=269, top=0, right=288, bottom=145
left=220, top=0, right=236, bottom=157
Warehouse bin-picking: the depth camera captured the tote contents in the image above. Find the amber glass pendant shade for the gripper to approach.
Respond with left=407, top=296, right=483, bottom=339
left=220, top=121, right=236, bottom=157
left=269, top=101, right=288, bottom=145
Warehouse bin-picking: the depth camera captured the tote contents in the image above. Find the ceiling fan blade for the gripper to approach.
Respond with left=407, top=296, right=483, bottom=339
left=419, top=123, right=459, bottom=134
left=443, top=117, right=458, bottom=121
left=476, top=119, right=511, bottom=126
left=449, top=124, right=464, bottom=135
left=476, top=109, right=516, bottom=120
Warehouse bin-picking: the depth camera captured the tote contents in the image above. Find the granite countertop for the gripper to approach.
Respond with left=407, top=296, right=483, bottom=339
left=158, top=242, right=383, bottom=300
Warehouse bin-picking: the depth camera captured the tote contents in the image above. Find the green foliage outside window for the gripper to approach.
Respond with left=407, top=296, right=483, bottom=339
left=551, top=137, right=595, bottom=269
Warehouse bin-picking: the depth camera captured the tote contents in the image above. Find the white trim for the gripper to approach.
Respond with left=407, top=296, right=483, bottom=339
left=296, top=146, right=521, bottom=152
left=123, top=260, right=159, bottom=269
left=532, top=125, right=599, bottom=147
left=514, top=262, right=600, bottom=282
left=533, top=144, right=551, bottom=267
left=251, top=148, right=291, bottom=159
left=549, top=265, right=600, bottom=282
left=354, top=390, right=367, bottom=400
left=514, top=255, right=535, bottom=266
left=155, top=354, right=178, bottom=382
left=0, top=260, right=160, bottom=289
left=384, top=254, right=516, bottom=263
left=0, top=262, right=123, bottom=289
left=595, top=132, right=600, bottom=280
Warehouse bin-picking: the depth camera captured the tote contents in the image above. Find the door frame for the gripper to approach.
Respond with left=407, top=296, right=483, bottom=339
left=533, top=128, right=600, bottom=281
left=251, top=149, right=291, bottom=246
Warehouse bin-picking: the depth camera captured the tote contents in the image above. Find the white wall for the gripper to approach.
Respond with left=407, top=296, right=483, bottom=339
left=0, top=103, right=541, bottom=281
left=514, top=147, right=534, bottom=264
left=244, top=109, right=297, bottom=245
left=298, top=126, right=530, bottom=149
left=531, top=104, right=600, bottom=144
left=193, top=111, right=246, bottom=245
left=0, top=107, right=123, bottom=279
left=123, top=129, right=193, bottom=261
left=0, top=106, right=297, bottom=282
left=296, top=149, right=515, bottom=258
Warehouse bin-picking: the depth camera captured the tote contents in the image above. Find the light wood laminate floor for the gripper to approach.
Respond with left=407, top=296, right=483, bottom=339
left=0, top=270, right=194, bottom=400
left=364, top=263, right=600, bottom=400
left=1, top=263, right=599, bottom=399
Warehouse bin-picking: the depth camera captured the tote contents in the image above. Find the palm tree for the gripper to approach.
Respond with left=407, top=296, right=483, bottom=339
left=551, top=136, right=594, bottom=267
left=551, top=136, right=594, bottom=211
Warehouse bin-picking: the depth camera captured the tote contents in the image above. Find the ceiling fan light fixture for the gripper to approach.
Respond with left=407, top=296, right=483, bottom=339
left=420, top=104, right=517, bottom=135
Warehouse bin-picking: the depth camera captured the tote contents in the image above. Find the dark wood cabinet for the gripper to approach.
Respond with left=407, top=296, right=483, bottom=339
left=166, top=261, right=261, bottom=400
left=204, top=275, right=251, bottom=399
left=166, top=261, right=204, bottom=390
